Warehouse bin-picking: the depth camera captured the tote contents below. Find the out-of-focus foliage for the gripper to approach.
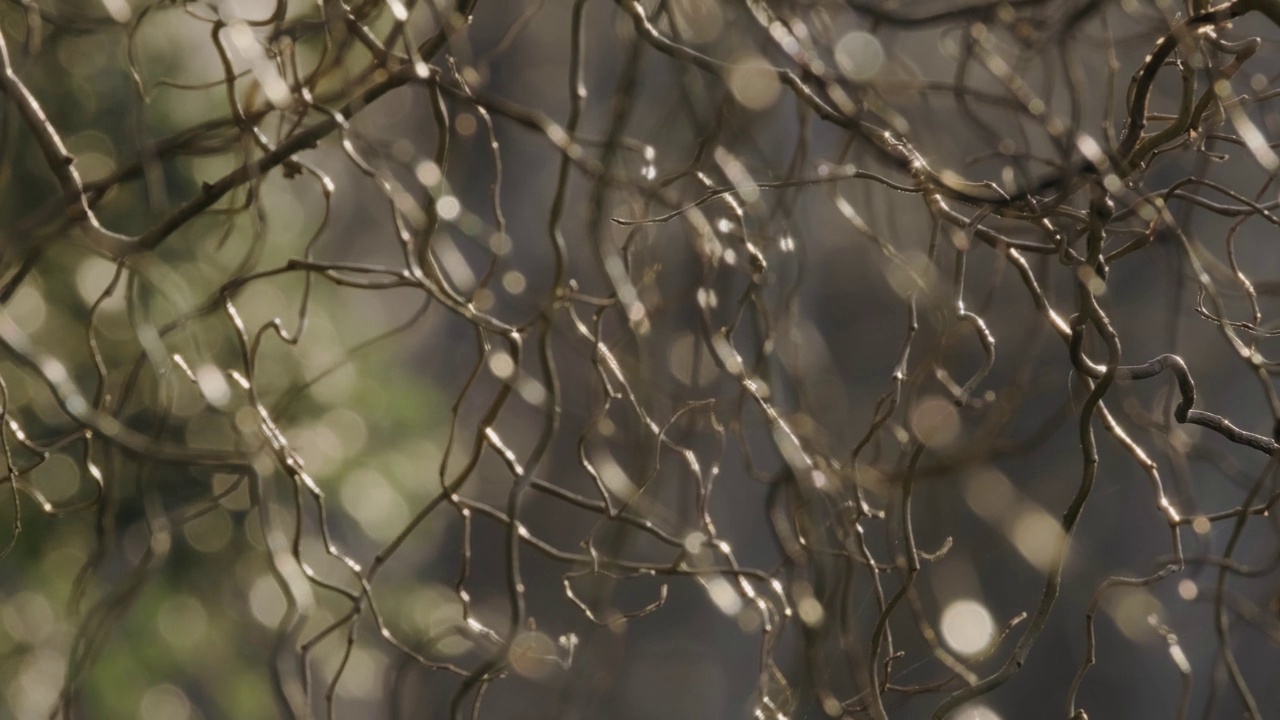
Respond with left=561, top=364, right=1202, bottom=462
left=0, top=3, right=449, bottom=718
left=4, top=1, right=1280, bottom=719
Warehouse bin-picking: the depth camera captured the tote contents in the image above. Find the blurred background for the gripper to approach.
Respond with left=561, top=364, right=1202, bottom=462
left=2, top=0, right=1280, bottom=718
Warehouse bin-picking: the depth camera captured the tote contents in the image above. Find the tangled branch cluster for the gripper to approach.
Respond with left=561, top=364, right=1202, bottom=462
left=3, top=0, right=1280, bottom=718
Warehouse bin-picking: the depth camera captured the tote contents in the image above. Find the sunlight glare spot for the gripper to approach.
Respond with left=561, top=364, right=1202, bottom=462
left=1177, top=579, right=1197, bottom=601
left=416, top=160, right=442, bottom=187
left=437, top=196, right=462, bottom=221
left=157, top=595, right=208, bottom=649
left=951, top=704, right=1002, bottom=720
left=940, top=599, right=995, bottom=656
left=1010, top=507, right=1063, bottom=571
left=248, top=575, right=286, bottom=628
left=196, top=365, right=231, bottom=407
left=510, top=631, right=558, bottom=679
left=910, top=395, right=960, bottom=448
left=707, top=577, right=744, bottom=616
left=835, top=32, right=884, bottom=81
left=502, top=271, right=527, bottom=295
left=488, top=352, right=516, bottom=380
left=139, top=685, right=191, bottom=720
left=728, top=56, right=781, bottom=110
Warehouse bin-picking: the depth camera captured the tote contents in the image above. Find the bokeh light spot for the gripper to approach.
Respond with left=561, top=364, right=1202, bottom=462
left=835, top=31, right=885, bottom=80
left=940, top=599, right=995, bottom=656
left=728, top=56, right=781, bottom=111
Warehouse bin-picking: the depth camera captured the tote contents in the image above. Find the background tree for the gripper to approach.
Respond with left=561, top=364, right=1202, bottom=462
left=3, top=1, right=1280, bottom=718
